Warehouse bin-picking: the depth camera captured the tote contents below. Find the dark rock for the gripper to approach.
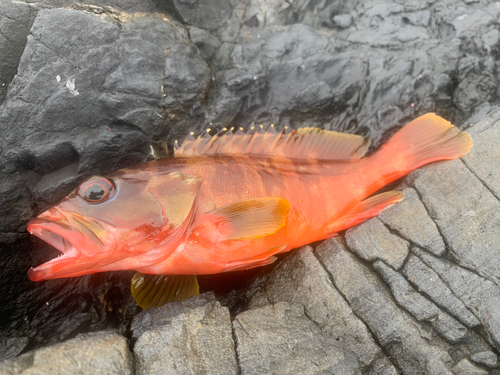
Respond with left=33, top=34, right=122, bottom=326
left=189, top=26, right=221, bottom=62
left=173, top=0, right=234, bottom=32
left=0, top=331, right=133, bottom=375
left=233, top=301, right=361, bottom=375
left=0, top=1, right=33, bottom=104
left=132, top=293, right=238, bottom=375
left=0, top=337, right=29, bottom=362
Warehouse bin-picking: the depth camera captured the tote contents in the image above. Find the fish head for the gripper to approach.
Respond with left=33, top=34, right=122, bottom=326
left=27, top=170, right=203, bottom=281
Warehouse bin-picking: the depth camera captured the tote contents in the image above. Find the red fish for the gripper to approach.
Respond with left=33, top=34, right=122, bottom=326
left=27, top=114, right=472, bottom=308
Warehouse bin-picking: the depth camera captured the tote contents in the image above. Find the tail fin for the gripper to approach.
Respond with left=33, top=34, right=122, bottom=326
left=377, top=113, right=472, bottom=173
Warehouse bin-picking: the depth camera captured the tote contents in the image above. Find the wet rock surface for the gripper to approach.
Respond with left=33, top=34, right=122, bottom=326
left=1, top=0, right=500, bottom=373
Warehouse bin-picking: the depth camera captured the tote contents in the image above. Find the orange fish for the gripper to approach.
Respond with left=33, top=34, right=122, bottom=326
left=27, top=114, right=472, bottom=308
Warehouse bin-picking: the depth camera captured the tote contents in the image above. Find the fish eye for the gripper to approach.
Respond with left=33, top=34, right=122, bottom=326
left=77, top=177, right=114, bottom=204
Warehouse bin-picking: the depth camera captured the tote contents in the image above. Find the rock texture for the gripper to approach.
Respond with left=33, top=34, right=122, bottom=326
left=233, top=302, right=361, bottom=375
left=1, top=0, right=500, bottom=374
left=0, top=331, right=133, bottom=375
left=131, top=293, right=238, bottom=375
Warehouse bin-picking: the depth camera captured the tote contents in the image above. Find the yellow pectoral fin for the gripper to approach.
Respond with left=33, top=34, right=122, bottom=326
left=131, top=272, right=199, bottom=309
left=203, top=197, right=290, bottom=241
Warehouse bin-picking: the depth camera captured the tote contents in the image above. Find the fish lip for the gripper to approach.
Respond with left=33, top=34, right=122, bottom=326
left=27, top=219, right=81, bottom=281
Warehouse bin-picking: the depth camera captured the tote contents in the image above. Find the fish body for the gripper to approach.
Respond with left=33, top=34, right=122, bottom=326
left=27, top=114, right=472, bottom=304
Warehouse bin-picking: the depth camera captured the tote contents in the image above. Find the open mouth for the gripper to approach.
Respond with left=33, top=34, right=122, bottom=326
left=27, top=220, right=81, bottom=281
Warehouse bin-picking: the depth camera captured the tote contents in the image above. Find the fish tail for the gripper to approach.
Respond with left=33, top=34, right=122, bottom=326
left=376, top=113, right=472, bottom=174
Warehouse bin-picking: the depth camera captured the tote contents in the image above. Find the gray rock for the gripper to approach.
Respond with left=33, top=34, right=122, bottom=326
left=249, top=246, right=383, bottom=368
left=452, top=358, right=489, bottom=375
left=462, top=108, right=500, bottom=199
left=378, top=187, right=446, bottom=256
left=470, top=350, right=499, bottom=368
left=410, top=129, right=500, bottom=285
left=316, top=238, right=454, bottom=374
left=132, top=293, right=238, bottom=375
left=373, top=260, right=468, bottom=343
left=414, top=247, right=500, bottom=351
left=233, top=302, right=361, bottom=375
left=0, top=337, right=29, bottom=362
left=189, top=27, right=221, bottom=62
left=173, top=0, right=234, bottom=32
left=0, top=331, right=133, bottom=375
left=365, top=357, right=399, bottom=375
left=332, top=14, right=353, bottom=29
left=346, top=217, right=410, bottom=270
left=403, top=254, right=480, bottom=329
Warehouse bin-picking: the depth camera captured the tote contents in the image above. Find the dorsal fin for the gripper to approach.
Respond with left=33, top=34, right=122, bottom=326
left=174, top=125, right=370, bottom=160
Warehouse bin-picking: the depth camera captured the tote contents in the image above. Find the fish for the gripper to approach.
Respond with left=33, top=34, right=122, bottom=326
left=27, top=113, right=472, bottom=308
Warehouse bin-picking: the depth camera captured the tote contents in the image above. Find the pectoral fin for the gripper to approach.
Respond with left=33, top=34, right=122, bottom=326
left=203, top=197, right=290, bottom=241
left=131, top=272, right=199, bottom=309
left=326, top=191, right=404, bottom=235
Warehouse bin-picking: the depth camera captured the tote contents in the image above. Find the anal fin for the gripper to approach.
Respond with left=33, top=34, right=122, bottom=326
left=131, top=273, right=199, bottom=309
left=326, top=191, right=404, bottom=235
left=222, top=245, right=286, bottom=272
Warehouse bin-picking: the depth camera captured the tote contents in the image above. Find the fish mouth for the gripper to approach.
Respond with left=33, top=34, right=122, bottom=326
left=27, top=219, right=82, bottom=281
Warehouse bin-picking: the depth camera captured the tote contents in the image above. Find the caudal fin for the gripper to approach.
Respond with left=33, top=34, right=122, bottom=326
left=377, top=113, right=472, bottom=173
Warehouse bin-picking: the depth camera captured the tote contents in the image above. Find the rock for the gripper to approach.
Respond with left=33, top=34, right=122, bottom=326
left=316, top=237, right=454, bottom=374
left=132, top=293, right=238, bottom=375
left=249, top=246, right=383, bottom=368
left=189, top=27, right=221, bottom=62
left=2, top=0, right=500, bottom=372
left=413, top=247, right=500, bottom=351
left=0, top=331, right=133, bottom=375
left=373, top=260, right=468, bottom=344
left=402, top=254, right=480, bottom=329
left=332, top=14, right=353, bottom=29
left=470, top=350, right=499, bottom=368
left=345, top=217, right=410, bottom=270
left=378, top=187, right=446, bottom=256
left=462, top=107, right=500, bottom=199
left=233, top=302, right=361, bottom=375
left=409, top=119, right=500, bottom=281
left=0, top=337, right=29, bottom=362
left=452, top=358, right=489, bottom=375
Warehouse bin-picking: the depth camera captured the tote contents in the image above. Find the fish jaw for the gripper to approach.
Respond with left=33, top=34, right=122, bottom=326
left=27, top=219, right=83, bottom=281
left=26, top=208, right=111, bottom=281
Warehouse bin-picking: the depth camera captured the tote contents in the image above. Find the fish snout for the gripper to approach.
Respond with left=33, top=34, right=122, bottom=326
left=36, top=208, right=65, bottom=221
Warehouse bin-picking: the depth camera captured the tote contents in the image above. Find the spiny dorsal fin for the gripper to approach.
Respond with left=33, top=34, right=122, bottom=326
left=174, top=125, right=370, bottom=160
